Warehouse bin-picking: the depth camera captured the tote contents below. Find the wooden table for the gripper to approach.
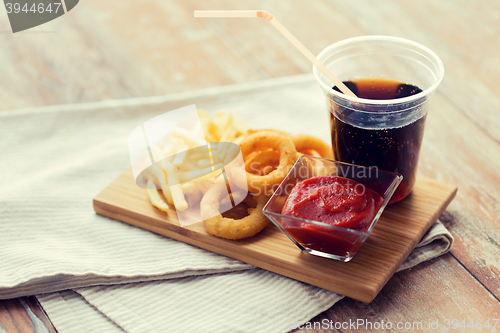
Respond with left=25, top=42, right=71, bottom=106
left=1, top=0, right=499, bottom=332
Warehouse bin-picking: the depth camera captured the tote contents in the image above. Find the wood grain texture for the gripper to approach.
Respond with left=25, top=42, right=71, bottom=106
left=93, top=168, right=456, bottom=303
left=325, top=0, right=500, bottom=303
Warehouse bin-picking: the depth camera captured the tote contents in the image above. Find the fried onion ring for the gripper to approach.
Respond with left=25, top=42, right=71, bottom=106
left=292, top=134, right=334, bottom=159
left=238, top=131, right=297, bottom=195
left=200, top=179, right=270, bottom=240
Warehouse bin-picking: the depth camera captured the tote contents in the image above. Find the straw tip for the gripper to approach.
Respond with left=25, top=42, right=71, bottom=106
left=256, top=10, right=273, bottom=21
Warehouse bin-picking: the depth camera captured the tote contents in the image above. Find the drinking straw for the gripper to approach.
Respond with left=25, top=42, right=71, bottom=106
left=194, top=10, right=357, bottom=97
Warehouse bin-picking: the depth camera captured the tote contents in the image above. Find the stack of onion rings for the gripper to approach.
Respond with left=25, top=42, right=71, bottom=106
left=241, top=131, right=333, bottom=179
left=200, top=129, right=333, bottom=240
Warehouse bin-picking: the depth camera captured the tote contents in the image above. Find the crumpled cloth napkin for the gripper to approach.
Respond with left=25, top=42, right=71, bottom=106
left=37, top=222, right=452, bottom=333
left=0, top=74, right=453, bottom=332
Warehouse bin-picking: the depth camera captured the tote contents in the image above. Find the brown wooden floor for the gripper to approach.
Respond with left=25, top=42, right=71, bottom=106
left=1, top=0, right=499, bottom=332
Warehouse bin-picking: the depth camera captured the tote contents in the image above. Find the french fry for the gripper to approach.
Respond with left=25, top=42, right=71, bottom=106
left=195, top=179, right=214, bottom=194
left=180, top=182, right=197, bottom=195
left=189, top=151, right=210, bottom=161
left=233, top=118, right=250, bottom=136
left=141, top=168, right=158, bottom=187
left=214, top=111, right=233, bottom=129
left=223, top=143, right=241, bottom=164
left=219, top=127, right=237, bottom=143
left=161, top=185, right=174, bottom=205
left=210, top=112, right=232, bottom=141
left=171, top=144, right=190, bottom=166
left=146, top=178, right=170, bottom=213
left=145, top=164, right=174, bottom=205
left=147, top=163, right=166, bottom=184
left=197, top=159, right=213, bottom=167
left=179, top=159, right=198, bottom=172
left=232, top=135, right=245, bottom=145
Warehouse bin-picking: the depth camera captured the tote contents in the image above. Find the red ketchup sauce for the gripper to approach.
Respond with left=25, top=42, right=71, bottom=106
left=281, top=176, right=383, bottom=257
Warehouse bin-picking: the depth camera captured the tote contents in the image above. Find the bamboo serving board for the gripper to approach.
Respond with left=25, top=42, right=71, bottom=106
left=93, top=168, right=456, bottom=303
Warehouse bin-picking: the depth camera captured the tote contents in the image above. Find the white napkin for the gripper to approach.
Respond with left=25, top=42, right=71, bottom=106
left=38, top=221, right=452, bottom=333
left=0, top=74, right=454, bottom=332
left=0, top=101, right=251, bottom=300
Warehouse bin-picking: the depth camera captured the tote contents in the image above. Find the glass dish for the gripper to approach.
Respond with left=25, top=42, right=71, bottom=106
left=263, top=155, right=403, bottom=262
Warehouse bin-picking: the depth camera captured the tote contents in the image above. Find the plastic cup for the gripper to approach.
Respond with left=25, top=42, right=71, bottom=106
left=313, top=36, right=444, bottom=204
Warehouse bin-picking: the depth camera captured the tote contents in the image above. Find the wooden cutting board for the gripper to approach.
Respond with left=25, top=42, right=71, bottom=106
left=93, top=168, right=456, bottom=303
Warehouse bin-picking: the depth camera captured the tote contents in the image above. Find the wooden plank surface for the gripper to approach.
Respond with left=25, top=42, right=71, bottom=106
left=93, top=168, right=457, bottom=303
left=1, top=0, right=499, bottom=332
left=0, top=297, right=56, bottom=333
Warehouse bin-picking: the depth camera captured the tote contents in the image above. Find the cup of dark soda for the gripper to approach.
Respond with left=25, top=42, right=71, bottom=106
left=313, top=36, right=444, bottom=204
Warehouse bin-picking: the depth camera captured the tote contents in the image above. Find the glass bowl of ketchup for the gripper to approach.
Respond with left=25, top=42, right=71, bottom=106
left=263, top=155, right=402, bottom=262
